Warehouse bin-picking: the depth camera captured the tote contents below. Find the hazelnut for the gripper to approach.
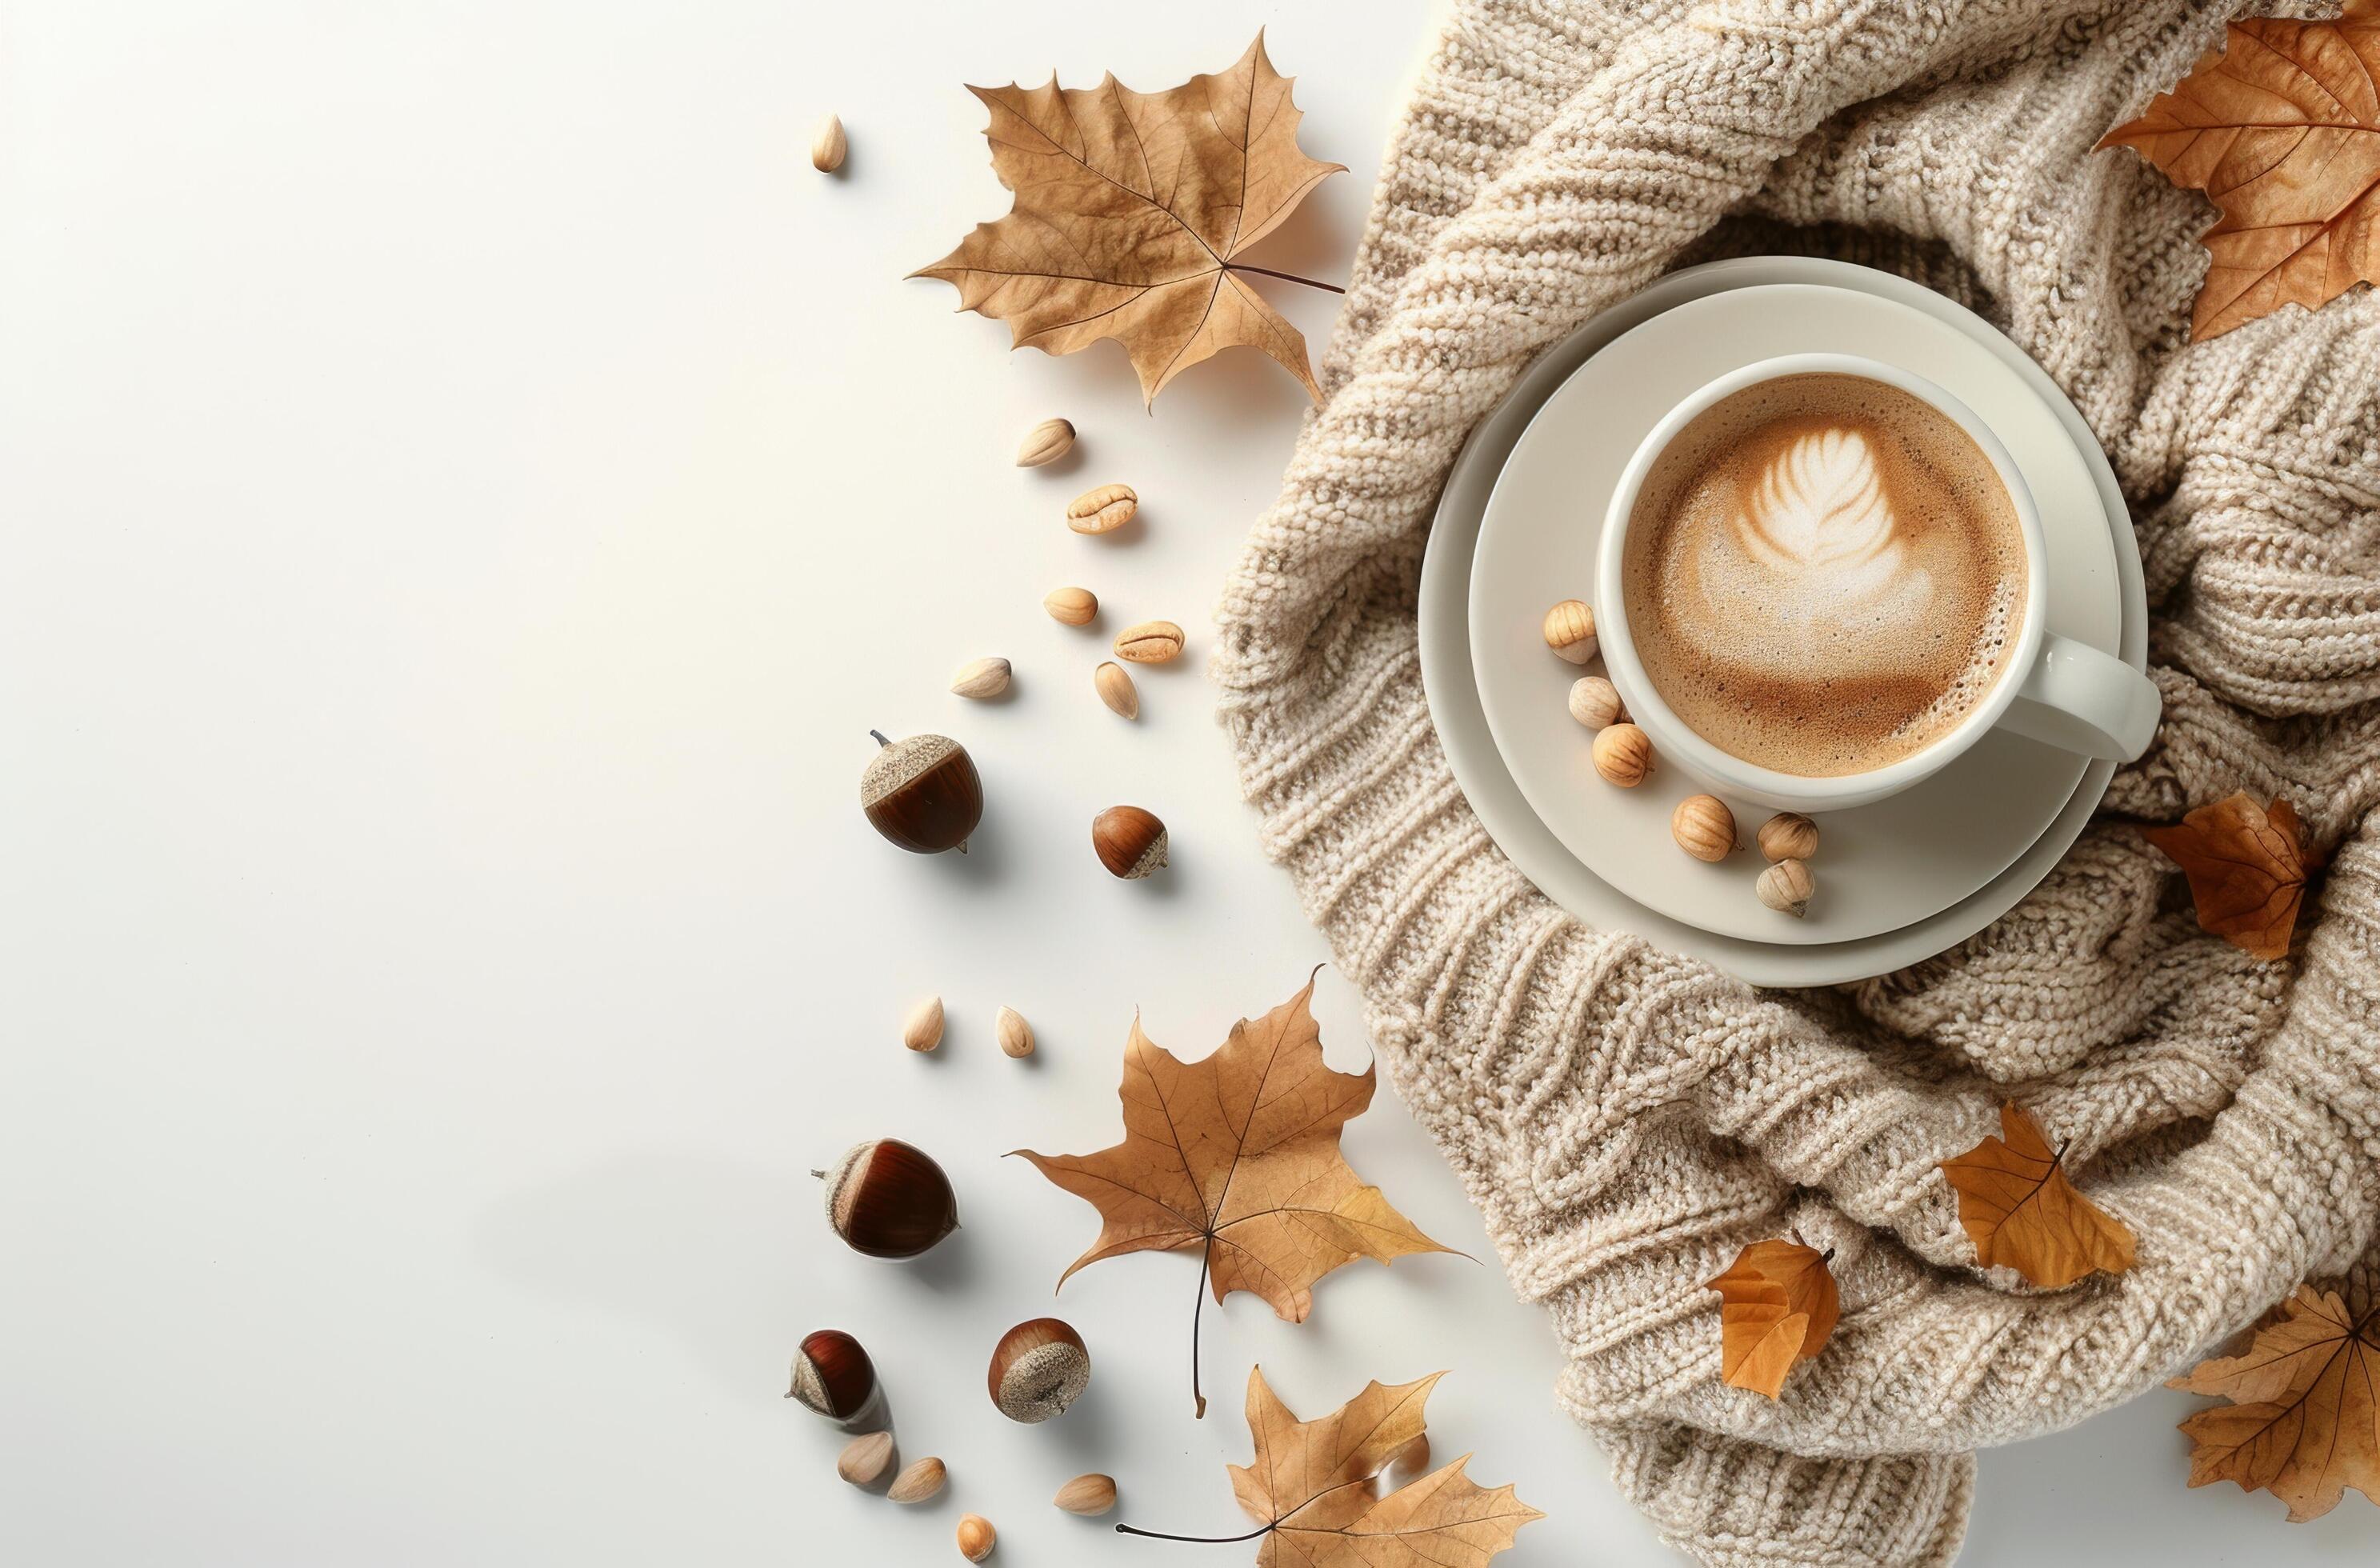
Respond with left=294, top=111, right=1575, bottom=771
left=837, top=1430, right=894, bottom=1486
left=1759, top=812, right=1820, bottom=862
left=987, top=1317, right=1090, bottom=1423
left=889, top=1457, right=947, bottom=1504
left=1053, top=1473, right=1118, bottom=1516
left=1092, top=805, right=1169, bottom=878
left=1543, top=599, right=1598, bottom=664
left=786, top=1328, right=880, bottom=1426
left=1671, top=795, right=1737, bottom=862
left=956, top=1514, right=996, bottom=1562
left=1568, top=675, right=1622, bottom=730
left=816, top=1138, right=958, bottom=1258
left=1591, top=722, right=1654, bottom=786
left=861, top=730, right=982, bottom=854
left=1758, top=858, right=1816, bottom=918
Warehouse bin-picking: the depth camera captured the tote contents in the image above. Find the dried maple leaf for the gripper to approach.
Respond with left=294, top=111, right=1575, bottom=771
left=2100, top=1, right=2380, bottom=338
left=2170, top=1282, right=2380, bottom=1521
left=2142, top=791, right=2311, bottom=961
left=1938, top=1103, right=2137, bottom=1288
left=1117, top=1367, right=1542, bottom=1566
left=910, top=32, right=1345, bottom=406
left=1706, top=1238, right=1839, bottom=1398
left=1014, top=976, right=1452, bottom=1415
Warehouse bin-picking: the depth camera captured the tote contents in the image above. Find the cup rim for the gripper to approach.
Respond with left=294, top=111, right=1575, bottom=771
left=1594, top=352, right=2050, bottom=807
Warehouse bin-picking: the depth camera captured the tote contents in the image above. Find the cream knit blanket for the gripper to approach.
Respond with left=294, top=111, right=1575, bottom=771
left=1213, top=1, right=2380, bottom=1561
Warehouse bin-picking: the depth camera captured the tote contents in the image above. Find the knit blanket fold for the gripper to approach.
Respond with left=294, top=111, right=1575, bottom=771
left=1212, top=1, right=2380, bottom=1562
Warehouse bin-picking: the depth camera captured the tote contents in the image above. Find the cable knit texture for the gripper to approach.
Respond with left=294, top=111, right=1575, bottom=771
left=1212, top=1, right=2380, bottom=1562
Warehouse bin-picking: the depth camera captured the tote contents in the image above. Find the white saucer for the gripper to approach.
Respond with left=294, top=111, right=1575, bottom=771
left=1467, top=285, right=2121, bottom=944
left=1418, top=258, right=2146, bottom=986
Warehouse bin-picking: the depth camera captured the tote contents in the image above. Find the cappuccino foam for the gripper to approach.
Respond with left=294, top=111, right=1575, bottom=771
left=1620, top=374, right=2026, bottom=776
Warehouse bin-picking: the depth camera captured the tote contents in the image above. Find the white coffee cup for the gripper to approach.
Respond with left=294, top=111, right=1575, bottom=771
left=1594, top=353, right=2159, bottom=814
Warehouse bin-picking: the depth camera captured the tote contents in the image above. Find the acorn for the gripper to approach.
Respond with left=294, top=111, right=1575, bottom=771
left=862, top=730, right=982, bottom=854
left=1092, top=805, right=1169, bottom=879
left=786, top=1328, right=881, bottom=1426
left=815, top=1138, right=958, bottom=1258
left=987, top=1317, right=1090, bottom=1423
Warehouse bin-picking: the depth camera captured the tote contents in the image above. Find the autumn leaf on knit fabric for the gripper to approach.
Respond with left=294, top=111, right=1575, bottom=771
left=910, top=32, right=1345, bottom=406
left=2100, top=0, right=2380, bottom=338
left=1115, top=1368, right=1541, bottom=1565
left=1013, top=977, right=1453, bottom=1415
left=1939, top=1103, right=2137, bottom=1288
left=2170, top=1282, right=2380, bottom=1521
left=2142, top=792, right=2313, bottom=961
left=1706, top=1239, right=1840, bottom=1398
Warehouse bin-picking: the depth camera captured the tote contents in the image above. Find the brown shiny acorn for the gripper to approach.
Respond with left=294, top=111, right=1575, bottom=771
left=814, top=1138, right=958, bottom=1258
left=987, top=1317, right=1090, bottom=1423
left=1091, top=805, right=1168, bottom=879
left=786, top=1328, right=880, bottom=1426
left=861, top=730, right=982, bottom=854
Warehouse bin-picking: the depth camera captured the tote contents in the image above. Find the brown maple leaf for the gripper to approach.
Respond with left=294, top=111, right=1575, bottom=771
left=2170, top=1282, right=2380, bottom=1521
left=2100, top=1, right=2380, bottom=338
left=1116, top=1368, right=1542, bottom=1566
left=1706, top=1238, right=1840, bottom=1398
left=1938, top=1103, right=2137, bottom=1288
left=910, top=32, right=1345, bottom=406
left=2142, top=791, right=2311, bottom=961
left=1014, top=977, right=1452, bottom=1415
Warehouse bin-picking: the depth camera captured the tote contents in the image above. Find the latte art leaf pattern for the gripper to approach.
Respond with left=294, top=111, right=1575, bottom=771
left=1728, top=429, right=1926, bottom=610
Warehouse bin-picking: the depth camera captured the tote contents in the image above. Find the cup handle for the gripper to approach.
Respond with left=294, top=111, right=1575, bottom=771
left=1995, top=633, right=2160, bottom=761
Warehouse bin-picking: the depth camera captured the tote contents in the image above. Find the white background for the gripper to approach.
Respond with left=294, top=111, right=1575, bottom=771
left=2, top=2, right=2370, bottom=1563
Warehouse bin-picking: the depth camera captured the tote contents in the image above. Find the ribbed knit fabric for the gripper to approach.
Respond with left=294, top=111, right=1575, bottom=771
left=1212, top=2, right=2380, bottom=1562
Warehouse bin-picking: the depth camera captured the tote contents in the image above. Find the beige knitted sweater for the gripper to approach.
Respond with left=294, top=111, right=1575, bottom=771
left=1213, top=1, right=2380, bottom=1561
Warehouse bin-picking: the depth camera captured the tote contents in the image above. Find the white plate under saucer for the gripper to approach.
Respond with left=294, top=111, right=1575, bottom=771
left=1417, top=258, right=2146, bottom=986
left=1468, top=284, right=2122, bottom=944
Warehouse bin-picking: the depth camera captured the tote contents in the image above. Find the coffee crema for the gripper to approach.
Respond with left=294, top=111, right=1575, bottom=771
left=1620, top=374, right=2027, bottom=777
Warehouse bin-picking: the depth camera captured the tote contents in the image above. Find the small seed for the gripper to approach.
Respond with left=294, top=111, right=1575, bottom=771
left=1054, top=1472, right=1118, bottom=1516
left=810, top=114, right=846, bottom=173
left=1016, top=417, right=1076, bottom=467
left=1758, top=858, right=1816, bottom=918
left=1592, top=722, right=1654, bottom=786
left=1114, top=620, right=1185, bottom=664
left=996, top=1005, right=1034, bottom=1058
left=950, top=657, right=1012, bottom=700
left=1543, top=599, right=1598, bottom=664
left=1671, top=795, right=1737, bottom=862
left=957, top=1514, right=996, bottom=1562
left=838, top=1430, right=894, bottom=1486
left=889, top=1456, right=946, bottom=1504
left=1568, top=675, right=1622, bottom=730
left=1044, top=586, right=1098, bottom=626
left=1759, top=812, right=1820, bottom=862
left=1094, top=661, right=1138, bottom=719
left=1066, top=482, right=1138, bottom=534
left=902, top=994, right=944, bottom=1053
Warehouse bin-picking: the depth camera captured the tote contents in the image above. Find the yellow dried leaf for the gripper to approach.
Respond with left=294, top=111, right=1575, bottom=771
left=1706, top=1239, right=1839, bottom=1398
left=2170, top=1283, right=2380, bottom=1521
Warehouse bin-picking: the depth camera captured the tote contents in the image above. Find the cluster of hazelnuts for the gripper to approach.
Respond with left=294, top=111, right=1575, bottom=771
left=794, top=1138, right=1116, bottom=1555
left=861, top=730, right=1169, bottom=879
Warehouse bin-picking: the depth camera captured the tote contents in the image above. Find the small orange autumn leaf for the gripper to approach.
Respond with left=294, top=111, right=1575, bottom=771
left=1939, top=1104, right=2136, bottom=1288
left=1706, top=1239, right=1839, bottom=1398
left=1014, top=977, right=1454, bottom=1415
left=2170, top=1282, right=2380, bottom=1521
left=2142, top=791, right=2310, bottom=961
left=2100, top=1, right=2380, bottom=338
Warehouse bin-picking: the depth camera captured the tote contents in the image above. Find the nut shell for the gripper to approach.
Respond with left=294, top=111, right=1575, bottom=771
left=1543, top=599, right=1598, bottom=664
left=1567, top=675, right=1622, bottom=730
left=861, top=732, right=983, bottom=854
left=1758, top=858, right=1816, bottom=918
left=1113, top=620, right=1185, bottom=664
left=1591, top=722, right=1654, bottom=786
left=820, top=1138, right=958, bottom=1258
left=950, top=657, right=1012, bottom=700
left=810, top=114, right=846, bottom=173
left=1054, top=1473, right=1118, bottom=1516
left=1092, top=805, right=1169, bottom=878
left=957, top=1514, right=996, bottom=1562
left=1066, top=482, right=1138, bottom=534
left=787, top=1329, right=879, bottom=1425
left=838, top=1430, right=894, bottom=1486
left=1016, top=417, right=1076, bottom=467
left=995, top=1004, right=1034, bottom=1059
left=1094, top=661, right=1138, bottom=719
left=889, top=1457, right=947, bottom=1504
left=987, top=1317, right=1090, bottom=1423
left=1671, top=795, right=1737, bottom=862
left=1044, top=586, right=1098, bottom=626
left=901, top=995, right=944, bottom=1053
left=1758, top=812, right=1820, bottom=863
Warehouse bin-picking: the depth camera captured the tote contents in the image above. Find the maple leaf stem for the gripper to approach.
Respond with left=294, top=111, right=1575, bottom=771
left=1114, top=1522, right=1275, bottom=1543
left=1225, top=262, right=1346, bottom=295
left=1191, top=1241, right=1211, bottom=1419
